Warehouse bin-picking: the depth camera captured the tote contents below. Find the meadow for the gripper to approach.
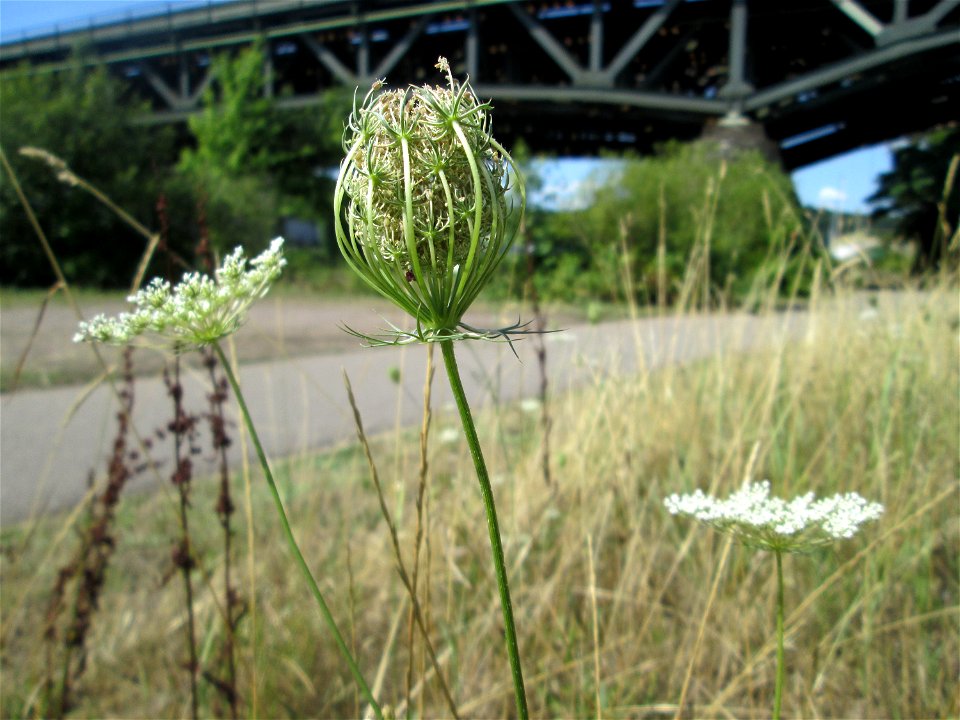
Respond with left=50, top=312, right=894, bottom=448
left=2, top=36, right=957, bottom=717
left=1, top=267, right=956, bottom=718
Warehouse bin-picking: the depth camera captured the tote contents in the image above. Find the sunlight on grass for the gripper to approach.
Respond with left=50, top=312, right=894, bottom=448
left=2, top=278, right=956, bottom=719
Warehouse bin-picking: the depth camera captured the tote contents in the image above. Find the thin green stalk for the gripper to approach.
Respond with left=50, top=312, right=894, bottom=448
left=212, top=343, right=383, bottom=720
left=440, top=339, right=529, bottom=720
left=773, top=549, right=785, bottom=720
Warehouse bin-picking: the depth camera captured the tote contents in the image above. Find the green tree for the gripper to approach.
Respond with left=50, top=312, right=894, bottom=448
left=868, top=126, right=960, bottom=272
left=520, top=142, right=806, bottom=306
left=178, top=42, right=348, bottom=255
left=0, top=63, right=174, bottom=286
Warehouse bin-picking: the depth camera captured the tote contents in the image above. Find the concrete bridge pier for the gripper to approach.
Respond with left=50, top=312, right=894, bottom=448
left=700, top=113, right=783, bottom=167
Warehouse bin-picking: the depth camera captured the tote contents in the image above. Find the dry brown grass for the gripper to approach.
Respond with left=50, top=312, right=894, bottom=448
left=2, top=277, right=957, bottom=719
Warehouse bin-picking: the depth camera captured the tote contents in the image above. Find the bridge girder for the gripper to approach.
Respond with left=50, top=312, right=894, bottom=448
left=1, top=0, right=958, bottom=169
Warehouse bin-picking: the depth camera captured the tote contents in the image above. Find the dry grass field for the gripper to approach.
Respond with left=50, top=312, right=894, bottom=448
left=1, top=276, right=956, bottom=719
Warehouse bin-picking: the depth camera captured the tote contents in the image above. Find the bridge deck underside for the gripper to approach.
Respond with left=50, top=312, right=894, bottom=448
left=2, top=0, right=958, bottom=168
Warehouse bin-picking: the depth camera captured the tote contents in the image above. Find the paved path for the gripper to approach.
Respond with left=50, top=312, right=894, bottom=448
left=1, top=311, right=803, bottom=525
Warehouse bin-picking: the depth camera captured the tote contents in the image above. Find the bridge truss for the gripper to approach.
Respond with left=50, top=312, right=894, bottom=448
left=2, top=0, right=958, bottom=168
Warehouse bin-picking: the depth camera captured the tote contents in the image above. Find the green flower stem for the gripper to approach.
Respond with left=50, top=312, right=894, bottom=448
left=213, top=343, right=383, bottom=720
left=773, top=549, right=785, bottom=720
left=440, top=339, right=529, bottom=720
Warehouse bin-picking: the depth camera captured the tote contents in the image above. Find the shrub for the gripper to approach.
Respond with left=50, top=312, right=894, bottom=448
left=0, top=63, right=174, bottom=287
left=510, top=142, right=816, bottom=307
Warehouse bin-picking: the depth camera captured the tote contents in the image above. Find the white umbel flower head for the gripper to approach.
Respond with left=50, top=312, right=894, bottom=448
left=664, top=480, right=883, bottom=553
left=74, top=238, right=285, bottom=351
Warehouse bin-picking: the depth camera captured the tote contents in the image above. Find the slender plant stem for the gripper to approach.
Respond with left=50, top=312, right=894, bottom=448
left=342, top=370, right=461, bottom=719
left=440, top=339, right=529, bottom=720
left=773, top=549, right=785, bottom=720
left=205, top=352, right=239, bottom=718
left=57, top=641, right=72, bottom=718
left=213, top=344, right=383, bottom=720
left=169, top=359, right=199, bottom=720
left=407, top=344, right=435, bottom=718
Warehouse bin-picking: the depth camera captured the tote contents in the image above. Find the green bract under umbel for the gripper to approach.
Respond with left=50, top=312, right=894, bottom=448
left=334, top=59, right=524, bottom=337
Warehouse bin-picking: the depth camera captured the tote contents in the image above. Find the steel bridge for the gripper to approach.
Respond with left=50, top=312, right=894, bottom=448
left=2, top=0, right=958, bottom=169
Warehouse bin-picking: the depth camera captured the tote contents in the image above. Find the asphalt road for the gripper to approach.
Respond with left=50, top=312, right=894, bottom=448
left=0, top=311, right=803, bottom=525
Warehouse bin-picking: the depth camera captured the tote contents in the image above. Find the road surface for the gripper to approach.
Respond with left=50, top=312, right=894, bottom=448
left=1, top=309, right=802, bottom=525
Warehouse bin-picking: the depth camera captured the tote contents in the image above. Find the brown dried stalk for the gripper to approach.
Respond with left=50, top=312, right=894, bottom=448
left=405, top=343, right=435, bottom=716
left=342, top=371, right=460, bottom=719
left=163, top=359, right=201, bottom=720
left=43, top=348, right=139, bottom=717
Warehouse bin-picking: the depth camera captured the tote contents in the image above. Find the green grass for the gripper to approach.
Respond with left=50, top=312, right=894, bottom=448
left=2, top=278, right=956, bottom=719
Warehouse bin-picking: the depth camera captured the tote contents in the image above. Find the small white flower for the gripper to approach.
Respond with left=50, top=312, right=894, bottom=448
left=664, top=480, right=883, bottom=553
left=75, top=238, right=286, bottom=352
left=520, top=398, right=541, bottom=414
left=439, top=428, right=460, bottom=445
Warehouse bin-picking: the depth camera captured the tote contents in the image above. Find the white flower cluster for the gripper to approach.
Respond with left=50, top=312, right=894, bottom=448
left=75, top=238, right=286, bottom=351
left=664, top=480, right=884, bottom=552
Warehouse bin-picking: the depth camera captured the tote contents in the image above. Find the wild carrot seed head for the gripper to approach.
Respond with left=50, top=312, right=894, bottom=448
left=334, top=57, right=524, bottom=335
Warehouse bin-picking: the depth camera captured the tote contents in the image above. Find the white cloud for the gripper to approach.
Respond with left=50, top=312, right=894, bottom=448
left=818, top=186, right=848, bottom=204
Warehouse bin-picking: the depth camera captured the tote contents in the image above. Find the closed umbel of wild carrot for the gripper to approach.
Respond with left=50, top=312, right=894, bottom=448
left=334, top=57, right=524, bottom=339
left=335, top=58, right=531, bottom=719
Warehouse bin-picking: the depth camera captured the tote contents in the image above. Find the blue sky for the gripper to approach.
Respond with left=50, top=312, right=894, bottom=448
left=1, top=0, right=894, bottom=214
left=0, top=0, right=215, bottom=37
left=529, top=148, right=893, bottom=213
left=792, top=144, right=893, bottom=213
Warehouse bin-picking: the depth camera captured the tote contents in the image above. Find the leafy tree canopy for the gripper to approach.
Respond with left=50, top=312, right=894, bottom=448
left=178, top=42, right=350, bottom=253
left=0, top=62, right=174, bottom=286
left=868, top=125, right=959, bottom=272
left=500, top=141, right=809, bottom=306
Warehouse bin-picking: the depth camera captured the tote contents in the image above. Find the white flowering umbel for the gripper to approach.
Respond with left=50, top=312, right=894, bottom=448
left=665, top=480, right=883, bottom=719
left=73, top=235, right=382, bottom=714
left=75, top=238, right=285, bottom=351
left=334, top=57, right=525, bottom=344
left=664, top=480, right=884, bottom=553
